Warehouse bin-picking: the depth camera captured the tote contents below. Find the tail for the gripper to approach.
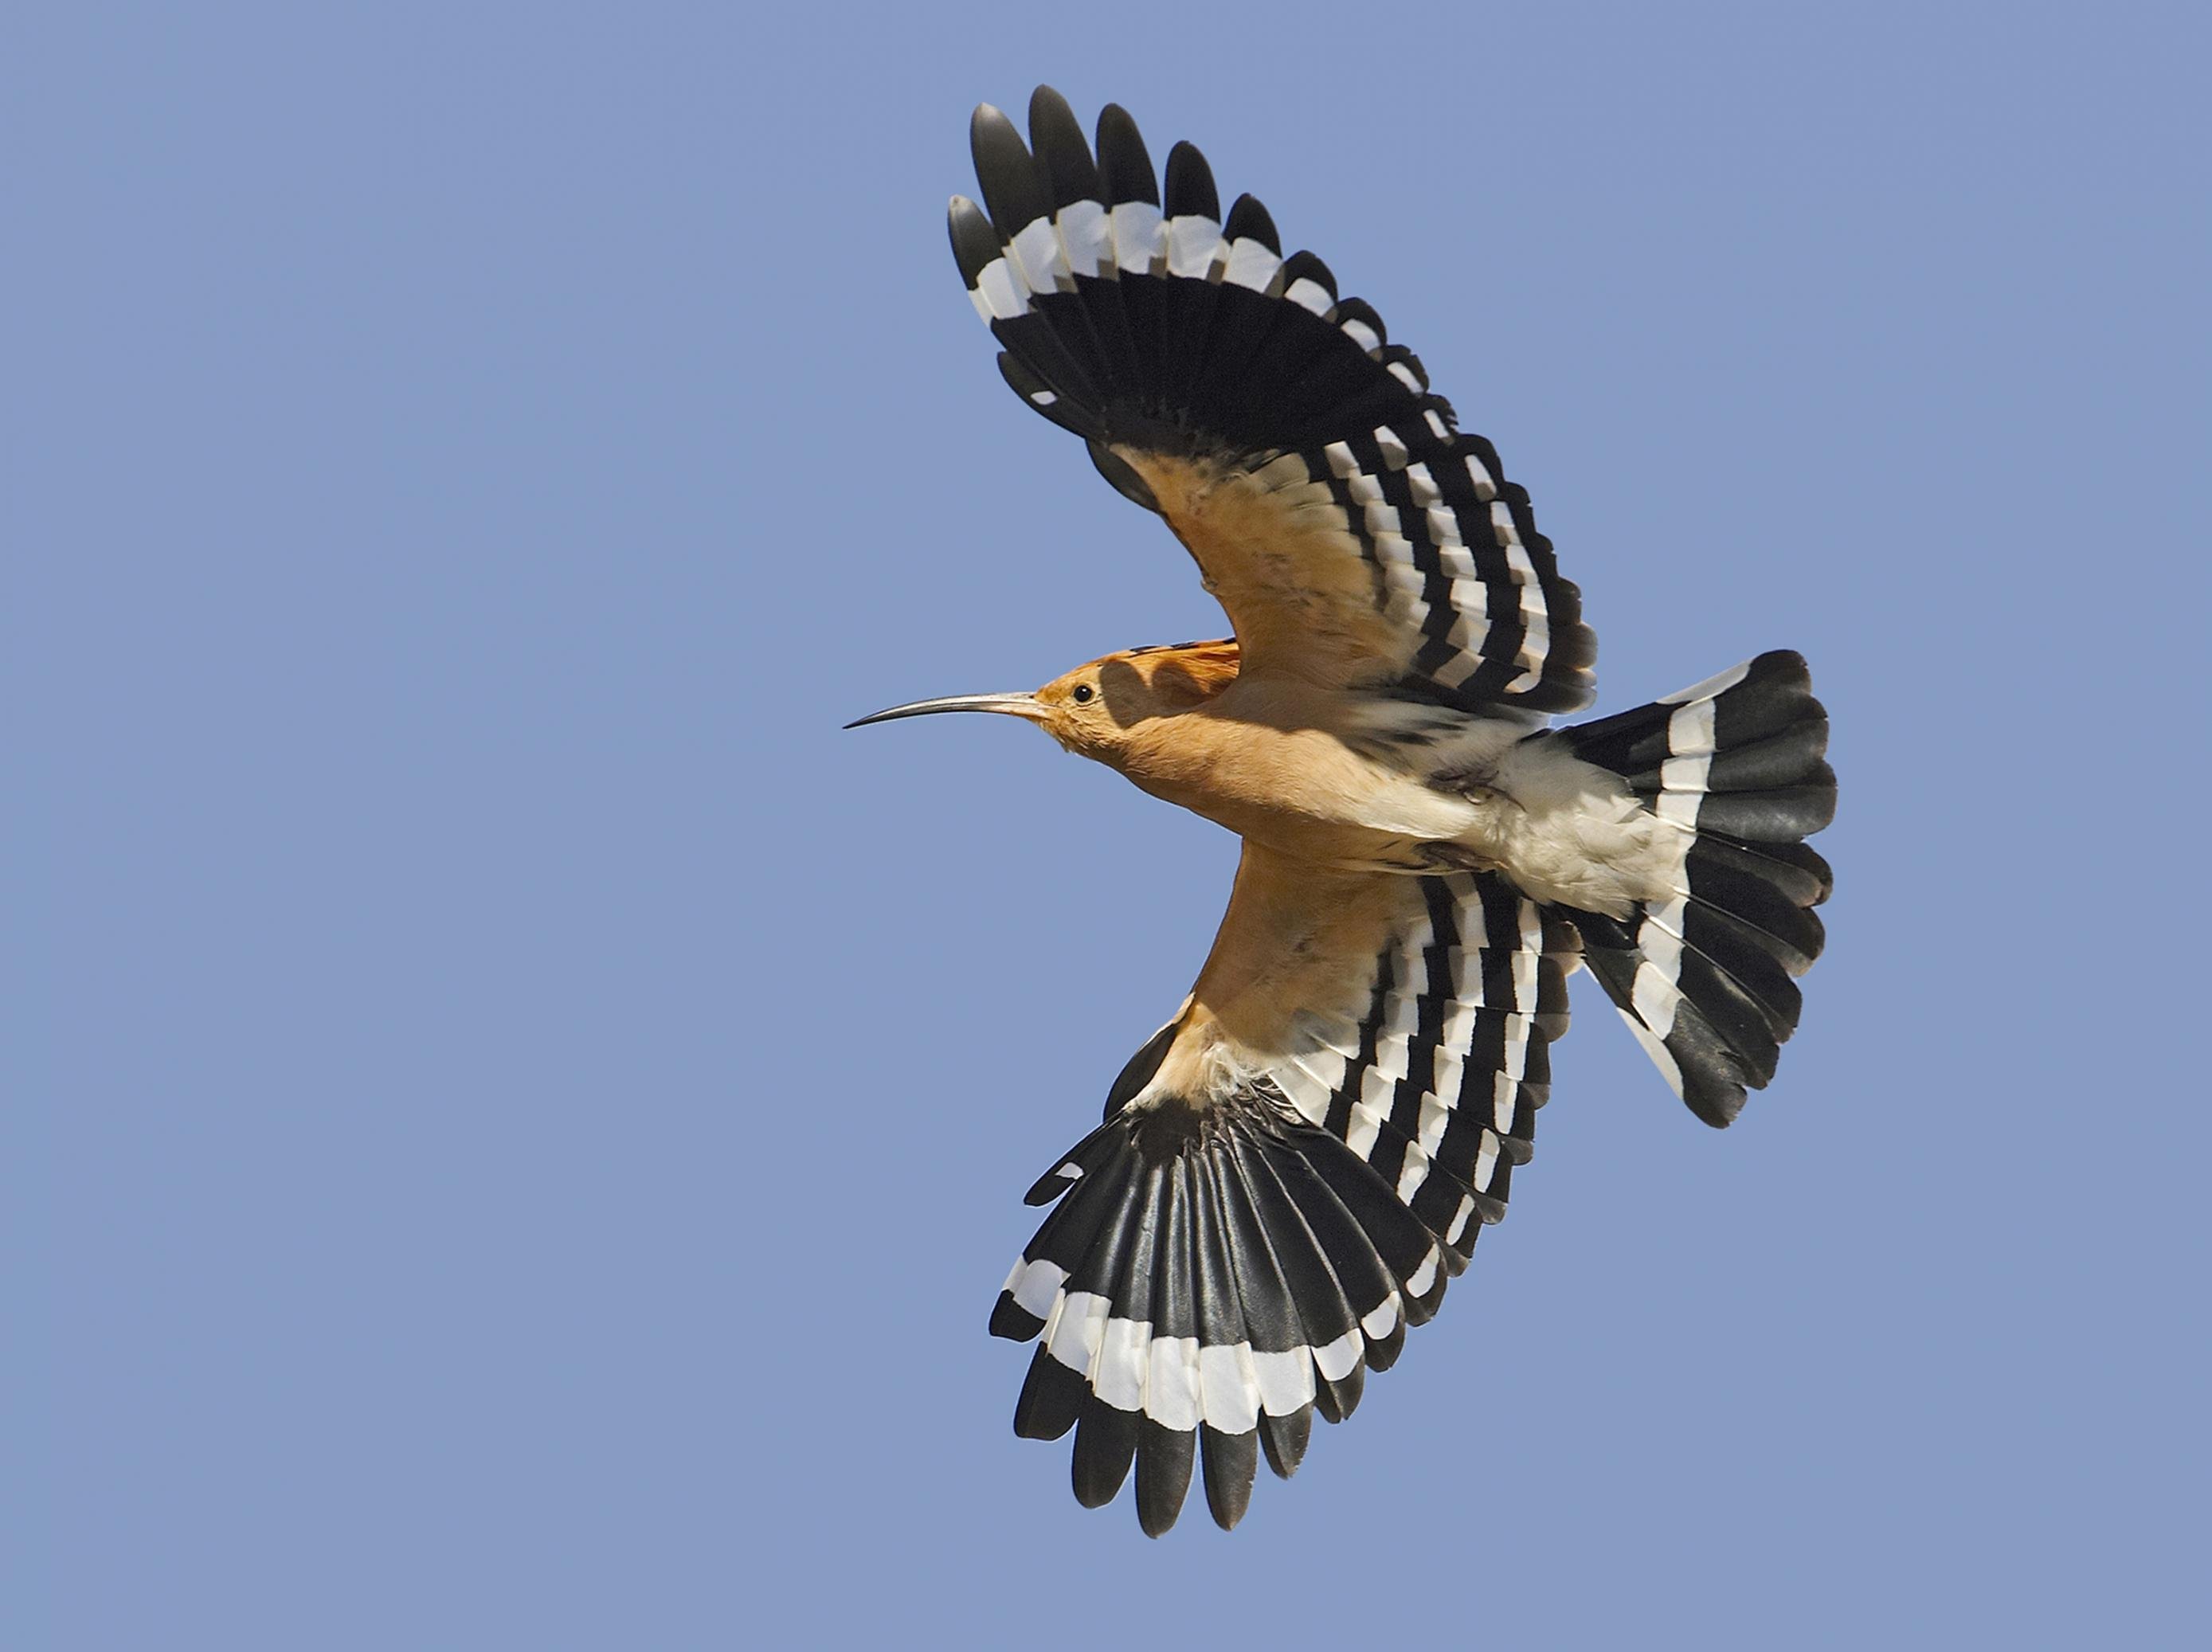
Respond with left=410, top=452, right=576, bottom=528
left=991, top=1082, right=1446, bottom=1536
left=1555, top=650, right=1835, bottom=1127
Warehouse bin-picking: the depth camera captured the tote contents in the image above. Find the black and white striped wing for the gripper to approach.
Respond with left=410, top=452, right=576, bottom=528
left=1270, top=871, right=1575, bottom=1264
left=949, top=88, right=1597, bottom=717
left=989, top=853, right=1576, bottom=1533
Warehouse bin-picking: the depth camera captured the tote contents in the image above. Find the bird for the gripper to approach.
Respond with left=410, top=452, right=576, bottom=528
left=850, top=88, right=1835, bottom=1536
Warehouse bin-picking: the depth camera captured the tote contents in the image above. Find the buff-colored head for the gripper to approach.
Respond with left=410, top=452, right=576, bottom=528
left=847, top=639, right=1240, bottom=765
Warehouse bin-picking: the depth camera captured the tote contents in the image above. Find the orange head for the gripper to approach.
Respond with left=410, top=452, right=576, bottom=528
left=847, top=639, right=1240, bottom=765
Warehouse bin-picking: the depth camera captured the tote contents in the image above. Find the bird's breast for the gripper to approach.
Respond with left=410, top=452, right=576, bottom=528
left=1118, top=699, right=1483, bottom=871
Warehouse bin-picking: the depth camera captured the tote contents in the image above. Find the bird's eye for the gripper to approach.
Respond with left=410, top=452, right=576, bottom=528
left=1071, top=684, right=1094, bottom=703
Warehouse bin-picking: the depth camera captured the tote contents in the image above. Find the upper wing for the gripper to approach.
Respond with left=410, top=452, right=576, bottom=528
left=949, top=88, right=1599, bottom=717
left=990, top=844, right=1578, bottom=1532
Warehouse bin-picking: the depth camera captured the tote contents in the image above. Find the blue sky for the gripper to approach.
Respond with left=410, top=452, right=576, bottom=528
left=14, top=3, right=2207, bottom=1646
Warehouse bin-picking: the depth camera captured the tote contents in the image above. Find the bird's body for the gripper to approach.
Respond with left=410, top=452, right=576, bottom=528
left=854, top=88, right=1837, bottom=1535
left=1039, top=636, right=1677, bottom=907
left=1088, top=655, right=1498, bottom=871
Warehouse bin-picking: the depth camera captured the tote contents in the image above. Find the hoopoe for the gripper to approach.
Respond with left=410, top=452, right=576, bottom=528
left=852, top=89, right=1836, bottom=1535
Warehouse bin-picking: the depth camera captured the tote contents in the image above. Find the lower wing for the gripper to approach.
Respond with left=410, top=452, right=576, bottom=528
left=989, top=844, right=1576, bottom=1532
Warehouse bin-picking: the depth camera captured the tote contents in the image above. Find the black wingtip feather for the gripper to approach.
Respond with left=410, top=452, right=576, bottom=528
left=1026, top=85, right=1100, bottom=209
left=1278, top=249, right=1337, bottom=303
left=1316, top=1355, right=1364, bottom=1424
left=1162, top=139, right=1220, bottom=221
left=1259, top=1404, right=1313, bottom=1480
left=1013, top=1348, right=1089, bottom=1441
left=1200, top=1427, right=1259, bottom=1530
left=1378, top=343, right=1430, bottom=390
left=1364, top=1313, right=1407, bottom=1372
left=1223, top=192, right=1280, bottom=252
left=989, top=1295, right=1046, bottom=1341
left=969, top=104, right=1048, bottom=241
left=1071, top=1396, right=1139, bottom=1508
left=1333, top=296, right=1387, bottom=350
left=1136, top=1419, right=1196, bottom=1537
left=947, top=195, right=1000, bottom=288
left=1094, top=103, right=1157, bottom=206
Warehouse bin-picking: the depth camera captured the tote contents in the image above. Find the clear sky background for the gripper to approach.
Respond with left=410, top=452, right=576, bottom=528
left=14, top=3, right=2208, bottom=1646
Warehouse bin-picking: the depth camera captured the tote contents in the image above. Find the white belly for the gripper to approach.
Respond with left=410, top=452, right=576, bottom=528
left=1442, top=733, right=1684, bottom=918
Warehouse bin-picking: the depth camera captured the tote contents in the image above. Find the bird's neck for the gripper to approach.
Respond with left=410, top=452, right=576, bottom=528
left=1105, top=684, right=1391, bottom=846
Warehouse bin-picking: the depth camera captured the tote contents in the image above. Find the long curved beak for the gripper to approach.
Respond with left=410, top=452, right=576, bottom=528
left=844, top=692, right=1047, bottom=730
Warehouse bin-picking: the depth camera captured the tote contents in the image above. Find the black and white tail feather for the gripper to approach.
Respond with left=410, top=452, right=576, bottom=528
left=1552, top=651, right=1834, bottom=1127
